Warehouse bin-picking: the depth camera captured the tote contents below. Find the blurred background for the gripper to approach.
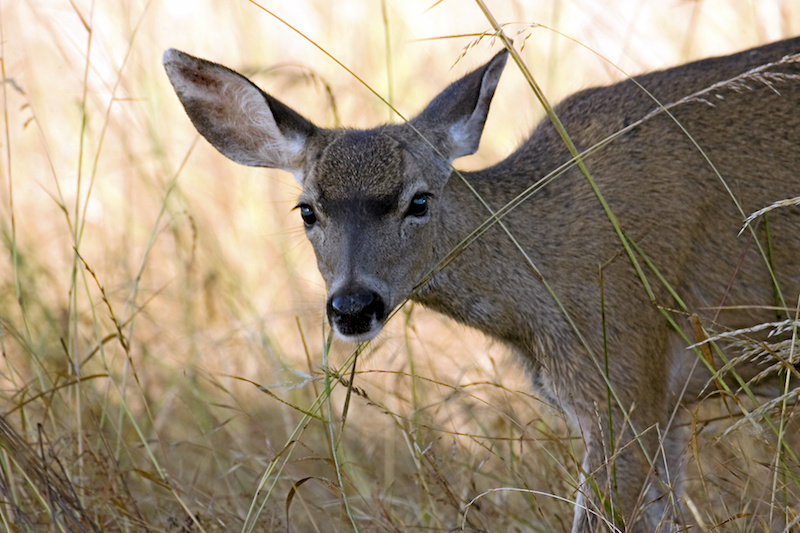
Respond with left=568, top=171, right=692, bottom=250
left=1, top=0, right=799, bottom=530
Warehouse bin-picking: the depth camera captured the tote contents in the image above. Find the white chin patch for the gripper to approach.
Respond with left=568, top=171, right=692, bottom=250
left=333, top=324, right=382, bottom=344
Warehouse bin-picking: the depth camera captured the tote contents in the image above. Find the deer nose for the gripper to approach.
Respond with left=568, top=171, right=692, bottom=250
left=327, top=288, right=386, bottom=340
left=330, top=292, right=376, bottom=316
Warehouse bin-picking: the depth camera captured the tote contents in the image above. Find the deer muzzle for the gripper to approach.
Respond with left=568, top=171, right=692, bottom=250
left=326, top=288, right=387, bottom=341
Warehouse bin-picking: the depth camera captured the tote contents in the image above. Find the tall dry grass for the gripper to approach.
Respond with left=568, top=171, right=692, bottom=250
left=0, top=0, right=799, bottom=531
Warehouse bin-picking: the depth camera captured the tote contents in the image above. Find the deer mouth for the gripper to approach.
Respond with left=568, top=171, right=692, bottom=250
left=326, top=288, right=387, bottom=342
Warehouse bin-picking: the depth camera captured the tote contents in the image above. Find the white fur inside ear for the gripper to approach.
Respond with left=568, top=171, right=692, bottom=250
left=164, top=49, right=309, bottom=172
left=291, top=169, right=306, bottom=185
left=448, top=118, right=478, bottom=160
left=227, top=83, right=305, bottom=171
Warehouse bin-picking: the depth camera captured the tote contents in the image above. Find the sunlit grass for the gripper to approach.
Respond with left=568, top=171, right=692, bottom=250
left=0, top=0, right=798, bottom=531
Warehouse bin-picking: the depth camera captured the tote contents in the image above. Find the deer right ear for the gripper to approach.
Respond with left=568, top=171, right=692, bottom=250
left=411, top=49, right=508, bottom=162
left=163, top=49, right=316, bottom=179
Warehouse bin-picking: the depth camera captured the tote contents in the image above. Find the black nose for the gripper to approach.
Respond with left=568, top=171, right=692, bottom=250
left=330, top=292, right=376, bottom=317
left=327, top=289, right=386, bottom=338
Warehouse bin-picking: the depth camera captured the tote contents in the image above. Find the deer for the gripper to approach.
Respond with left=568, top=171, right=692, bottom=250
left=163, top=37, right=800, bottom=531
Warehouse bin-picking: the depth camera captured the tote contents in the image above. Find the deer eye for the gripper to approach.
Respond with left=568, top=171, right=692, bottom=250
left=406, top=193, right=430, bottom=218
left=298, top=204, right=317, bottom=226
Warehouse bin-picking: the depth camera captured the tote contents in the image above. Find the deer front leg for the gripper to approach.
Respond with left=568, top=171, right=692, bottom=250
left=570, top=404, right=684, bottom=532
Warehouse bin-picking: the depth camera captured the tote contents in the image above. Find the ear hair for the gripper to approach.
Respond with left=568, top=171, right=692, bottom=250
left=163, top=49, right=316, bottom=178
left=411, top=50, right=508, bottom=161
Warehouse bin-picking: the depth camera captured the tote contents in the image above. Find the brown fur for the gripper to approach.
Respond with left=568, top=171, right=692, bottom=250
left=164, top=40, right=800, bottom=531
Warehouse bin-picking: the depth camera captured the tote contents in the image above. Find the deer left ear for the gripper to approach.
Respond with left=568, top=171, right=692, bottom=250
left=163, top=49, right=317, bottom=177
left=410, top=50, right=508, bottom=161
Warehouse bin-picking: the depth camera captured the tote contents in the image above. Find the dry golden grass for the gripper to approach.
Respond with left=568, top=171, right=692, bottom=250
left=1, top=0, right=799, bottom=531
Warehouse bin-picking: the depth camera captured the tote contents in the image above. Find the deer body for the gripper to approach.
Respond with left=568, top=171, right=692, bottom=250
left=164, top=38, right=800, bottom=531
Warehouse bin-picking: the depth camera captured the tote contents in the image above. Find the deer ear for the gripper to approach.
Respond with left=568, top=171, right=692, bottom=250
left=163, top=49, right=316, bottom=178
left=411, top=50, right=508, bottom=161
